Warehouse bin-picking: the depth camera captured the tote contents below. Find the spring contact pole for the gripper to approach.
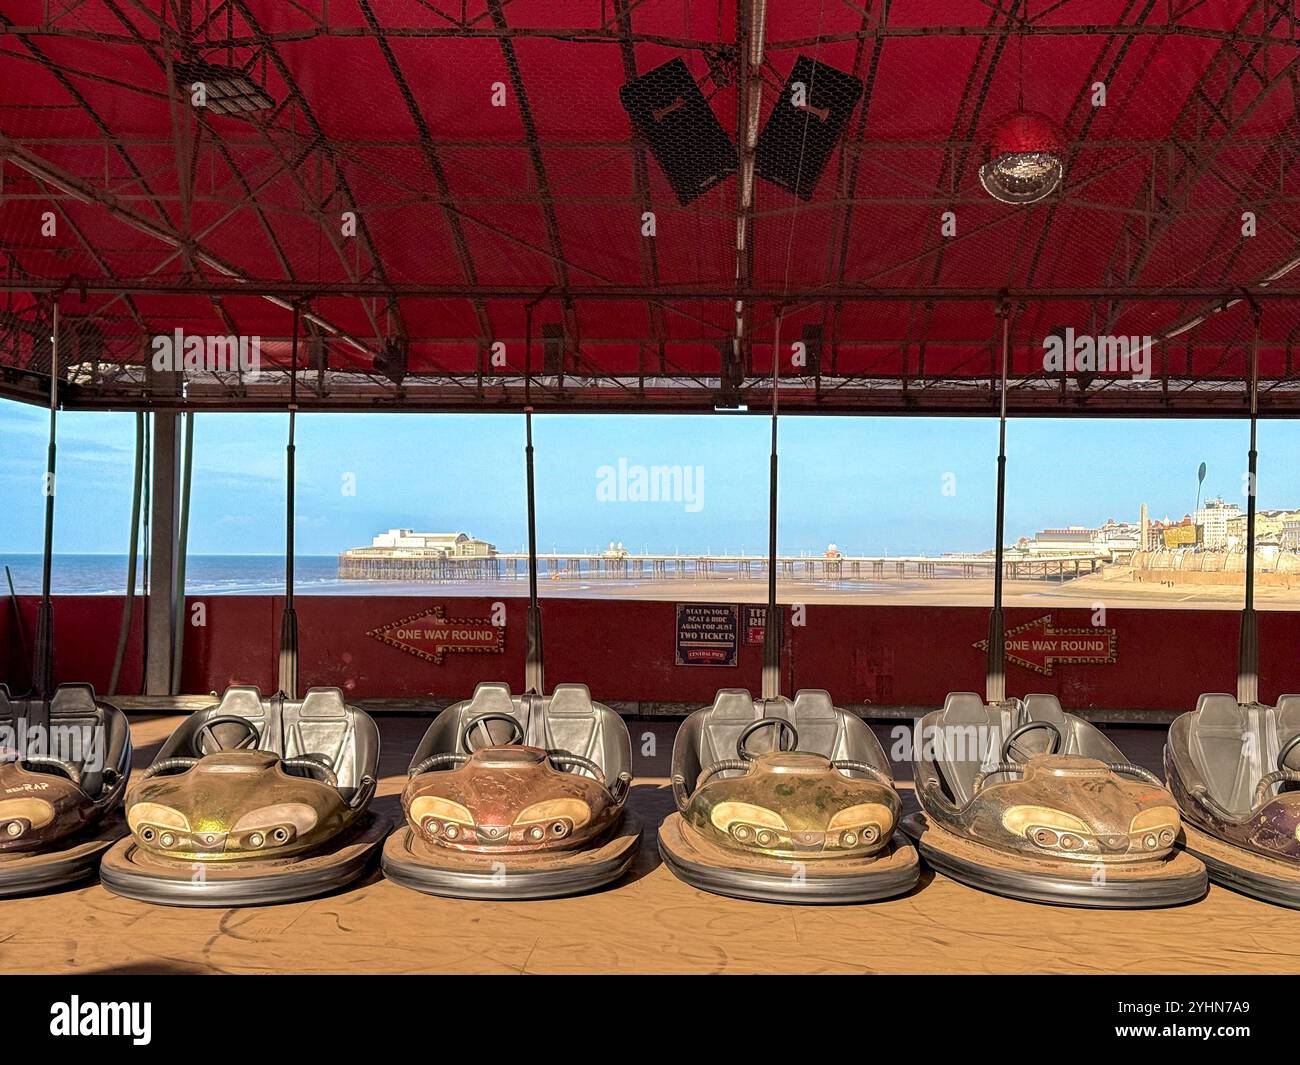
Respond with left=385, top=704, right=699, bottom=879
left=762, top=312, right=782, bottom=701
left=32, top=300, right=60, bottom=720
left=1238, top=300, right=1261, bottom=705
left=278, top=301, right=301, bottom=699
left=986, top=299, right=1010, bottom=704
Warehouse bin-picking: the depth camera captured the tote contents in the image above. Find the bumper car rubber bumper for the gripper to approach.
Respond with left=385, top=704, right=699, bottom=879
left=381, top=812, right=641, bottom=900
left=0, top=813, right=126, bottom=898
left=902, top=811, right=1207, bottom=908
left=657, top=812, right=920, bottom=904
left=1178, top=820, right=1300, bottom=909
left=98, top=812, right=388, bottom=907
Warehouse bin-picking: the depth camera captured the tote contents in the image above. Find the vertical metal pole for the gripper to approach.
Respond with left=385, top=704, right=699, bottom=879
left=109, top=412, right=145, bottom=695
left=1238, top=306, right=1261, bottom=705
left=524, top=407, right=543, bottom=695
left=144, top=412, right=180, bottom=695
left=5, top=567, right=29, bottom=692
left=986, top=300, right=1010, bottom=704
left=170, top=412, right=194, bottom=694
left=522, top=290, right=549, bottom=695
left=31, top=299, right=59, bottom=720
left=278, top=302, right=300, bottom=699
left=761, top=313, right=782, bottom=701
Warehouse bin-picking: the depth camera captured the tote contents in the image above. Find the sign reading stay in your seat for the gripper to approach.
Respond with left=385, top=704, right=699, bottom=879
left=972, top=614, right=1116, bottom=676
left=367, top=605, right=504, bottom=665
left=675, top=603, right=739, bottom=666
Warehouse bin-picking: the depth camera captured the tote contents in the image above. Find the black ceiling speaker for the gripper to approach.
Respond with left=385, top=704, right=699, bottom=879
left=373, top=337, right=408, bottom=386
left=620, top=57, right=738, bottom=206
left=755, top=55, right=864, bottom=201
left=1047, top=324, right=1096, bottom=390
left=542, top=323, right=565, bottom=375
left=800, top=323, right=823, bottom=376
left=173, top=59, right=274, bottom=116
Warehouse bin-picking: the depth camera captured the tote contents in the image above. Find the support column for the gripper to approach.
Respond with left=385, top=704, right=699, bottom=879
left=145, top=412, right=181, bottom=696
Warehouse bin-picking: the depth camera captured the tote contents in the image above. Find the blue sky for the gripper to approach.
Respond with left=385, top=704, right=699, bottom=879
left=0, top=397, right=1284, bottom=556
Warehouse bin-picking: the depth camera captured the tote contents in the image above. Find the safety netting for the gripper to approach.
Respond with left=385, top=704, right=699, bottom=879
left=1, top=1, right=1299, bottom=414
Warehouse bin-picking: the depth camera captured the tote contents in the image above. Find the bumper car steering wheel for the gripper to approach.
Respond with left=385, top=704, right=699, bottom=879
left=465, top=712, right=525, bottom=751
left=738, top=717, right=799, bottom=761
left=467, top=711, right=606, bottom=783
left=1002, top=721, right=1062, bottom=764
left=690, top=718, right=800, bottom=793
left=196, top=715, right=261, bottom=754
left=977, top=719, right=1161, bottom=792
left=141, top=715, right=337, bottom=786
left=972, top=721, right=1063, bottom=792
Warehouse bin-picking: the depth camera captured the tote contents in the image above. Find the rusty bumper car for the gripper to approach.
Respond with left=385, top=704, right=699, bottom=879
left=904, top=692, right=1206, bottom=907
left=1165, top=694, right=1300, bottom=908
left=0, top=684, right=131, bottom=897
left=100, top=685, right=384, bottom=906
left=382, top=682, right=639, bottom=899
left=657, top=689, right=919, bottom=904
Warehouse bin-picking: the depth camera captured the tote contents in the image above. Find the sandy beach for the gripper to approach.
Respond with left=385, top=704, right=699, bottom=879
left=344, top=570, right=1296, bottom=610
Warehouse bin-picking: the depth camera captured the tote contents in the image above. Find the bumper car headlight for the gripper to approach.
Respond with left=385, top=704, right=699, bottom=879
left=221, top=803, right=318, bottom=851
left=138, top=826, right=190, bottom=851
left=708, top=803, right=791, bottom=849
left=411, top=796, right=475, bottom=827
left=516, top=798, right=592, bottom=831
left=1003, top=805, right=1090, bottom=839
left=1129, top=806, right=1178, bottom=850
left=130, top=802, right=191, bottom=848
left=411, top=796, right=477, bottom=841
left=231, top=803, right=317, bottom=835
left=129, top=802, right=190, bottom=833
left=832, top=824, right=881, bottom=848
left=710, top=801, right=787, bottom=836
left=1130, top=807, right=1178, bottom=833
left=514, top=800, right=592, bottom=842
left=234, top=824, right=296, bottom=849
left=728, top=823, right=781, bottom=847
left=0, top=798, right=55, bottom=833
left=826, top=803, right=894, bottom=846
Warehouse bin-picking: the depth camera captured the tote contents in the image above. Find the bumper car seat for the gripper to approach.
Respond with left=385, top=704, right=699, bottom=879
left=904, top=692, right=1206, bottom=907
left=382, top=681, right=640, bottom=899
left=1165, top=693, right=1300, bottom=907
left=100, top=685, right=385, bottom=906
left=657, top=688, right=920, bottom=903
left=0, top=683, right=131, bottom=896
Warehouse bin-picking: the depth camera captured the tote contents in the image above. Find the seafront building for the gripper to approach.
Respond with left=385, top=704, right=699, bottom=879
left=339, top=504, right=1300, bottom=585
left=337, top=529, right=499, bottom=580
left=1193, top=497, right=1242, bottom=550
left=365, top=529, right=497, bottom=557
left=1019, top=519, right=1141, bottom=560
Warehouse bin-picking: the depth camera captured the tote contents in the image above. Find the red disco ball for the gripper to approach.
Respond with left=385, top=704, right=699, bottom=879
left=979, top=110, right=1065, bottom=204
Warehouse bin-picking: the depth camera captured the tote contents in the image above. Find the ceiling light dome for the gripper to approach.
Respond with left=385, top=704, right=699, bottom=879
left=979, top=110, right=1064, bottom=204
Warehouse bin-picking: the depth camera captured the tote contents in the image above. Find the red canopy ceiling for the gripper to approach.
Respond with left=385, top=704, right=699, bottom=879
left=2, top=1, right=1299, bottom=414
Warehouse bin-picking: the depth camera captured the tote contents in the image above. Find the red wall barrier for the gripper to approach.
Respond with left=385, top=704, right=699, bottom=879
left=0, top=594, right=1290, bottom=712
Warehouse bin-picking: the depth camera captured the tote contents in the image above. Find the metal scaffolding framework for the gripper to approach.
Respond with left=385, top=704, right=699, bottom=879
left=3, top=1, right=1300, bottom=415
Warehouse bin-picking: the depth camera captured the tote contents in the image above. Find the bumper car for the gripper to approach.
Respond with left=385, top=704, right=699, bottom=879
left=0, top=683, right=131, bottom=896
left=1165, top=693, right=1300, bottom=908
left=100, top=685, right=385, bottom=906
left=657, top=688, right=920, bottom=903
left=904, top=692, right=1206, bottom=907
left=382, top=681, right=639, bottom=899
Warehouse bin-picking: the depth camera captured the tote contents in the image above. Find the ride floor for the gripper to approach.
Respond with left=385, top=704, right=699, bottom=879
left=1, top=716, right=1296, bottom=975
